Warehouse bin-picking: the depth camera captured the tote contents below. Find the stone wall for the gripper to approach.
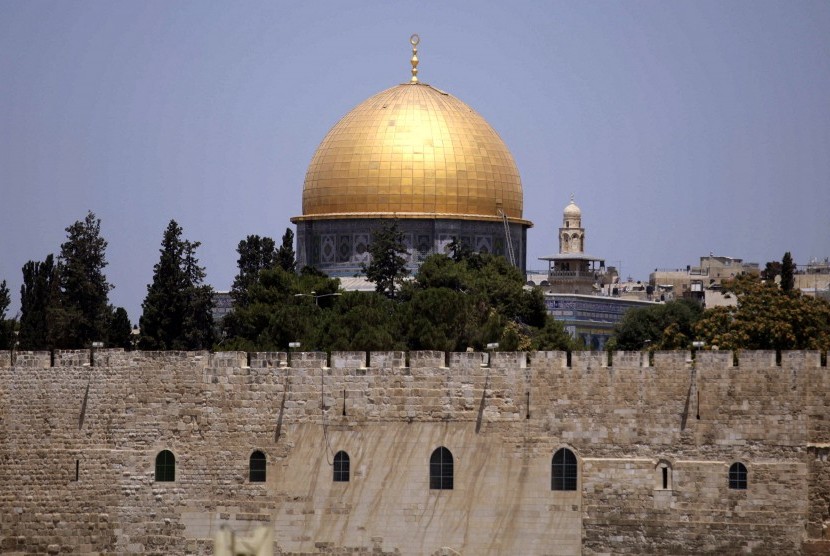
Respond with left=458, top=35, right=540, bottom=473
left=0, top=349, right=828, bottom=555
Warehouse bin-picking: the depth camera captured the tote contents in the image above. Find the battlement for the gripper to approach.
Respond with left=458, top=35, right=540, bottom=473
left=1, top=346, right=829, bottom=555
left=0, top=348, right=825, bottom=371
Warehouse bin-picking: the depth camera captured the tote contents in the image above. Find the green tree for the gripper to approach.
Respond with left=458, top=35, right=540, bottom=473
left=276, top=228, right=296, bottom=273
left=315, top=291, right=404, bottom=351
left=531, top=317, right=574, bottom=351
left=780, top=251, right=795, bottom=293
left=139, top=220, right=215, bottom=350
left=56, top=211, right=113, bottom=347
left=610, top=299, right=703, bottom=351
left=18, top=255, right=60, bottom=350
left=221, top=266, right=340, bottom=351
left=231, top=235, right=277, bottom=307
left=404, top=253, right=553, bottom=351
left=694, top=274, right=830, bottom=350
left=109, top=307, right=133, bottom=350
left=0, top=279, right=12, bottom=350
left=761, top=260, right=782, bottom=282
left=363, top=222, right=409, bottom=299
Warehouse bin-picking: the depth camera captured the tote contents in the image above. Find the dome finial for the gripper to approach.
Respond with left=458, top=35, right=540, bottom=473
left=570, top=193, right=574, bottom=203
left=409, top=34, right=420, bottom=83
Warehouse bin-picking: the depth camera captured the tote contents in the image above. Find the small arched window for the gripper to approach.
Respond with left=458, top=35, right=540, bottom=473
left=729, top=462, right=747, bottom=490
left=430, top=447, right=453, bottom=490
left=656, top=461, right=672, bottom=490
left=552, top=448, right=577, bottom=491
left=333, top=451, right=350, bottom=482
left=249, top=451, right=266, bottom=483
left=155, top=450, right=175, bottom=482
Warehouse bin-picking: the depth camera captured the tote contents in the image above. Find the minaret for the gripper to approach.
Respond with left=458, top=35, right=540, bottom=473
left=559, top=194, right=584, bottom=255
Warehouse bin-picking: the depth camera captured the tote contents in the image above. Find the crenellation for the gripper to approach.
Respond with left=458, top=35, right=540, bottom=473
left=611, top=351, right=644, bottom=370
left=330, top=351, right=366, bottom=369
left=409, top=350, right=445, bottom=368
left=289, top=351, right=328, bottom=369
left=696, top=350, right=732, bottom=369
left=489, top=351, right=527, bottom=369
left=211, top=351, right=248, bottom=368
left=737, top=349, right=777, bottom=369
left=652, top=350, right=690, bottom=369
left=781, top=350, right=822, bottom=369
left=367, top=350, right=405, bottom=369
left=571, top=350, right=607, bottom=369
left=1, top=350, right=828, bottom=554
left=11, top=350, right=50, bottom=367
left=249, top=351, right=287, bottom=368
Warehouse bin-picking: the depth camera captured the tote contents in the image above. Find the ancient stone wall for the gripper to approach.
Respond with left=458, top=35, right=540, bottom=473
left=0, top=349, right=827, bottom=555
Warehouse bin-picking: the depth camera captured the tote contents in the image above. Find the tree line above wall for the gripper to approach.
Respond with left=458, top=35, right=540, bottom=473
left=0, top=216, right=827, bottom=354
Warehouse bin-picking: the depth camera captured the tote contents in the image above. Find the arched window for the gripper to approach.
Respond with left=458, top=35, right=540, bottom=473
left=430, top=447, right=453, bottom=490
left=155, top=450, right=175, bottom=482
left=552, top=448, right=577, bottom=491
left=249, top=451, right=266, bottom=483
left=333, top=451, right=350, bottom=482
left=729, top=462, right=747, bottom=490
left=656, top=461, right=672, bottom=490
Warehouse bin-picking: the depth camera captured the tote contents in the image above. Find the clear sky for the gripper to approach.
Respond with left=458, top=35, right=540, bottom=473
left=2, top=1, right=829, bottom=322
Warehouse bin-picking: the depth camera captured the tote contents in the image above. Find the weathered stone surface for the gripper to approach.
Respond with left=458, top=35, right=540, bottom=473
left=0, top=349, right=827, bottom=554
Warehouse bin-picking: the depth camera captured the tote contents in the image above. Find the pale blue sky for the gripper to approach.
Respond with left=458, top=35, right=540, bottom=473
left=2, top=1, right=829, bottom=321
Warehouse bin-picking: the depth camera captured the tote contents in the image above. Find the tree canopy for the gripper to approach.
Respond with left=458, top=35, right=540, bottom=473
left=222, top=251, right=573, bottom=353
left=139, top=220, right=215, bottom=350
left=56, top=211, right=113, bottom=346
left=694, top=274, right=830, bottom=351
left=0, top=280, right=13, bottom=350
left=18, top=255, right=60, bottom=350
left=362, top=222, right=409, bottom=299
left=231, top=235, right=278, bottom=307
left=609, top=299, right=703, bottom=351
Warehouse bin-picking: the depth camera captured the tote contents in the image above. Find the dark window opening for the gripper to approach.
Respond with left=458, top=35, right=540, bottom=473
left=729, top=462, right=747, bottom=490
left=430, top=447, right=453, bottom=490
left=662, top=467, right=668, bottom=489
left=333, top=451, right=350, bottom=482
left=249, top=450, right=266, bottom=483
left=155, top=450, right=175, bottom=482
left=552, top=448, right=578, bottom=491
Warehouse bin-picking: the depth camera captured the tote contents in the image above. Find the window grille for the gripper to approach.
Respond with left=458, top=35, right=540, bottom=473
left=430, top=447, right=453, bottom=490
left=552, top=448, right=577, bottom=491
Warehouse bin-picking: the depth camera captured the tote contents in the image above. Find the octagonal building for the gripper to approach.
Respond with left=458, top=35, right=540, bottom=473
left=292, top=40, right=532, bottom=276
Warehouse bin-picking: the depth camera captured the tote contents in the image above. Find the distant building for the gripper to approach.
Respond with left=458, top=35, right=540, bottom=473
left=212, top=291, right=233, bottom=323
left=537, top=197, right=657, bottom=349
left=796, top=257, right=830, bottom=297
left=650, top=254, right=760, bottom=305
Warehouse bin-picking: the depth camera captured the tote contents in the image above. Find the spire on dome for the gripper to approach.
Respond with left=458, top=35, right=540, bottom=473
left=409, top=34, right=420, bottom=83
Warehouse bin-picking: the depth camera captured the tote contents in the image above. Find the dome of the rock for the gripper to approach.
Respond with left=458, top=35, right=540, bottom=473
left=291, top=39, right=532, bottom=276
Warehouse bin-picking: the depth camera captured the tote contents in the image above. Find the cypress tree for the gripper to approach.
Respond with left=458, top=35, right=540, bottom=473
left=781, top=252, right=795, bottom=293
left=231, top=235, right=277, bottom=307
left=139, top=220, right=214, bottom=350
left=276, top=228, right=296, bottom=273
left=57, top=211, right=113, bottom=347
left=18, top=255, right=59, bottom=350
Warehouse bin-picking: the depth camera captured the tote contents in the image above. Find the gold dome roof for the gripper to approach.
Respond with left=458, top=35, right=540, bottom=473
left=293, top=83, right=530, bottom=225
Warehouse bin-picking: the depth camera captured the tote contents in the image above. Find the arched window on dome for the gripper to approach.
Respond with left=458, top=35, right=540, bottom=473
left=249, top=451, right=266, bottom=483
left=430, top=447, right=453, bottom=490
left=552, top=448, right=577, bottom=491
left=333, top=451, right=350, bottom=482
left=155, top=450, right=175, bottom=482
left=729, top=462, right=747, bottom=490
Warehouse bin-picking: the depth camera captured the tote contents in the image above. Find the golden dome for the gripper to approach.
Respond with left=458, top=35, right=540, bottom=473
left=293, top=83, right=530, bottom=225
